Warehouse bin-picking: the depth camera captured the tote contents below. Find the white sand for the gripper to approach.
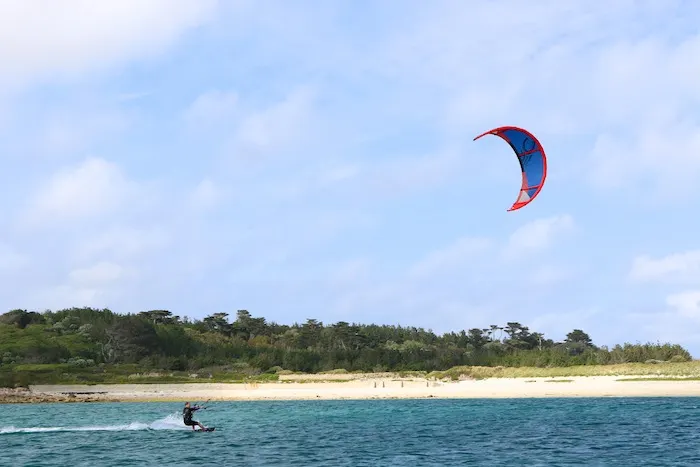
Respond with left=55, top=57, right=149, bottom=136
left=27, top=376, right=700, bottom=402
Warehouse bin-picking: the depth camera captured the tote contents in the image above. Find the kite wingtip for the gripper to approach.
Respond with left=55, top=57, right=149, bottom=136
left=473, top=129, right=497, bottom=141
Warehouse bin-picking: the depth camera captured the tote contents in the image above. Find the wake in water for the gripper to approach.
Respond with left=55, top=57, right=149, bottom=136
left=0, top=412, right=189, bottom=434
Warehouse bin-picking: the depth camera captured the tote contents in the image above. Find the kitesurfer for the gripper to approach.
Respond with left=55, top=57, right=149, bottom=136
left=183, top=401, right=206, bottom=431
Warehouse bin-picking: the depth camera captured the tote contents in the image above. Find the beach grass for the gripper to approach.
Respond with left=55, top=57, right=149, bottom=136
left=616, top=376, right=700, bottom=382
left=0, top=363, right=281, bottom=386
left=425, top=361, right=700, bottom=381
left=5, top=361, right=700, bottom=387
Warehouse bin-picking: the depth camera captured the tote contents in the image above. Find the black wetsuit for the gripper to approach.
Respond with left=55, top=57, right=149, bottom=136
left=183, top=406, right=199, bottom=426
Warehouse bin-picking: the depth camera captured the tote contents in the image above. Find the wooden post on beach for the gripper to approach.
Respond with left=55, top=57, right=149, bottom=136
left=382, top=381, right=385, bottom=388
left=401, top=381, right=403, bottom=388
left=374, top=381, right=376, bottom=388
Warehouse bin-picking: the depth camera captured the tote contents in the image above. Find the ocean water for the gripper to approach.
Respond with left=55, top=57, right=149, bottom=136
left=2, top=397, right=700, bottom=466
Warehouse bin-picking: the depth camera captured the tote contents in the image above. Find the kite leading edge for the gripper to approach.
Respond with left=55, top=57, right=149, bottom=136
left=473, top=126, right=548, bottom=212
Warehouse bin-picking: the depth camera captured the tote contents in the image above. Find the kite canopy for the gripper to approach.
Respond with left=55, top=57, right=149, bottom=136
left=473, top=126, right=547, bottom=212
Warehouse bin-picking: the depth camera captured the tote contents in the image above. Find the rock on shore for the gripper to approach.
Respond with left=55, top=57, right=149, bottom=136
left=0, top=387, right=108, bottom=403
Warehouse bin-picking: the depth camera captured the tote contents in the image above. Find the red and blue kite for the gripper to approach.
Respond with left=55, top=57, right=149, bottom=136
left=473, top=126, right=548, bottom=211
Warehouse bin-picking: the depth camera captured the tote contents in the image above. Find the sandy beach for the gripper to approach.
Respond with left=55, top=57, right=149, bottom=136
left=4, top=375, right=700, bottom=403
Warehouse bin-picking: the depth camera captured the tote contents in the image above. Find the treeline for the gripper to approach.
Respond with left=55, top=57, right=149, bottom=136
left=0, top=307, right=692, bottom=375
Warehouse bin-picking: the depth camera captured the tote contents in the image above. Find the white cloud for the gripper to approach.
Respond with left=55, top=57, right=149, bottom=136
left=317, top=166, right=359, bottom=187
left=35, top=285, right=102, bottom=310
left=22, top=157, right=138, bottom=227
left=76, top=226, right=171, bottom=263
left=26, top=261, right=134, bottom=311
left=528, top=307, right=602, bottom=342
left=327, top=259, right=372, bottom=289
left=368, top=2, right=700, bottom=195
left=117, top=91, right=152, bottom=102
left=231, top=86, right=317, bottom=159
left=528, top=264, right=572, bottom=287
left=39, top=109, right=129, bottom=157
left=629, top=250, right=700, bottom=284
left=540, top=31, right=700, bottom=194
left=360, top=148, right=465, bottom=199
left=624, top=249, right=700, bottom=349
left=408, top=236, right=492, bottom=278
left=183, top=90, right=239, bottom=126
left=621, top=290, right=700, bottom=350
left=0, top=243, right=29, bottom=272
left=588, top=34, right=700, bottom=127
left=325, top=215, right=579, bottom=330
left=233, top=144, right=467, bottom=207
left=502, top=215, right=575, bottom=260
left=589, top=121, right=700, bottom=198
left=0, top=0, right=218, bottom=92
left=69, top=261, right=127, bottom=287
left=186, top=179, right=219, bottom=211
left=666, top=290, right=700, bottom=320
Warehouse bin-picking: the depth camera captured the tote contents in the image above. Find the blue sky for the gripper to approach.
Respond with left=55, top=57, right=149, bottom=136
left=1, top=0, right=700, bottom=353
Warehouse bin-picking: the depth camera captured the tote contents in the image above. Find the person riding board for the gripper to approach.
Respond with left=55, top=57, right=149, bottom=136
left=182, top=402, right=207, bottom=431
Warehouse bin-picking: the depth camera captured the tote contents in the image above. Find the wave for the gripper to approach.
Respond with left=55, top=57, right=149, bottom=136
left=0, top=413, right=190, bottom=434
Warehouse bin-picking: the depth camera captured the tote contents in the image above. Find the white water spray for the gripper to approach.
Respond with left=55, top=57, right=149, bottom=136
left=0, top=412, right=189, bottom=434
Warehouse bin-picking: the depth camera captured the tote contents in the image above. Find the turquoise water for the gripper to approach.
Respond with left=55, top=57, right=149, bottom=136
left=2, top=398, right=700, bottom=466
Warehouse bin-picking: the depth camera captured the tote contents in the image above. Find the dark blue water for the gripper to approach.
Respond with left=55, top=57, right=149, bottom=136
left=2, top=398, right=700, bottom=466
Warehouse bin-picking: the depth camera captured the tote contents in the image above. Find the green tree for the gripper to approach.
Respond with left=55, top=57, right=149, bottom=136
left=566, top=329, right=593, bottom=346
left=0, top=309, right=45, bottom=328
left=0, top=306, right=694, bottom=385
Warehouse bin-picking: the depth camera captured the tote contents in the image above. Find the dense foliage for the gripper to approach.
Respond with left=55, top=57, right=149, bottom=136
left=0, top=307, right=691, bottom=385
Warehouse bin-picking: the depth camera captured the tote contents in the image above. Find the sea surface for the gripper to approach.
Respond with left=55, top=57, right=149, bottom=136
left=2, top=397, right=700, bottom=466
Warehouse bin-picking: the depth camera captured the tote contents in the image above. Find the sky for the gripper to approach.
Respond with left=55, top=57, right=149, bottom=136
left=1, top=0, right=700, bottom=353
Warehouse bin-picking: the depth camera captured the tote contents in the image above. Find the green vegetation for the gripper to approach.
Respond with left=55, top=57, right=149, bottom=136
left=425, top=361, right=700, bottom=380
left=0, top=363, right=280, bottom=387
left=0, top=307, right=693, bottom=387
left=617, top=376, right=700, bottom=382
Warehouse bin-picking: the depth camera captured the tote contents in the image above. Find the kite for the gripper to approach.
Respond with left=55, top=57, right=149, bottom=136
left=473, top=126, right=548, bottom=212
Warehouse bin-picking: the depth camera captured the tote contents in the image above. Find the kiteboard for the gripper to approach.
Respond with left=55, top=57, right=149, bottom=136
left=200, top=427, right=216, bottom=432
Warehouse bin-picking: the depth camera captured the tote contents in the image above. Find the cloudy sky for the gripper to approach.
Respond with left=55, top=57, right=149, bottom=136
left=1, top=0, right=699, bottom=353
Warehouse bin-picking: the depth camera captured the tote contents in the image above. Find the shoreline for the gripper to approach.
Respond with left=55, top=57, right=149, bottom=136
left=4, top=375, right=700, bottom=403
